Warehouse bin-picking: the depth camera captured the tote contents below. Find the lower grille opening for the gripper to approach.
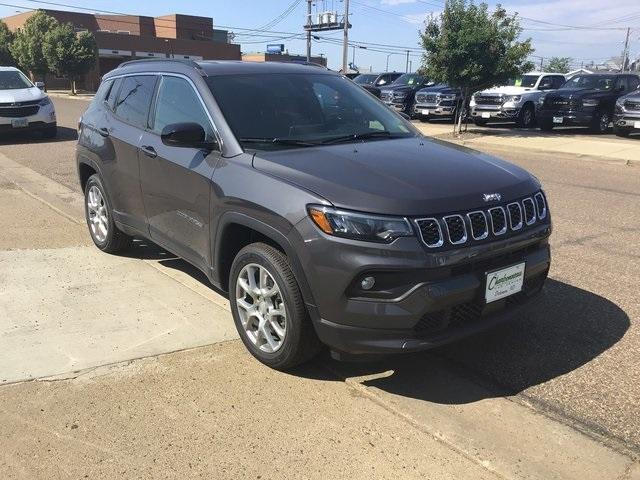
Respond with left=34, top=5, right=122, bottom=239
left=414, top=271, right=548, bottom=335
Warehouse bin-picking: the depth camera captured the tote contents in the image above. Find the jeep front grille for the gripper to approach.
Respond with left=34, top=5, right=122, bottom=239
left=414, top=192, right=548, bottom=249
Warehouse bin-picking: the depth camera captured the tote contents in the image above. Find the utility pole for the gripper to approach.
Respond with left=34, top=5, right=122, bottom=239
left=539, top=57, right=544, bottom=70
left=306, top=0, right=312, bottom=62
left=386, top=53, right=393, bottom=72
left=405, top=50, right=410, bottom=73
left=622, top=27, right=630, bottom=72
left=342, top=0, right=350, bottom=73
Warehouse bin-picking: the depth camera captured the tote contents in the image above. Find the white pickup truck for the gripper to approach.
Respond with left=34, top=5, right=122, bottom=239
left=469, top=72, right=566, bottom=128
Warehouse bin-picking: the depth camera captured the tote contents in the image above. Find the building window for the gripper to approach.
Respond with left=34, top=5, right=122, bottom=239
left=116, top=30, right=131, bottom=35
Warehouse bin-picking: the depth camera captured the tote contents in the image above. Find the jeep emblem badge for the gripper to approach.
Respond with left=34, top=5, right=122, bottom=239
left=483, top=193, right=502, bottom=202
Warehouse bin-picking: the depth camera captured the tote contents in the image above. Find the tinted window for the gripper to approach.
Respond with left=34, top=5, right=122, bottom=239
left=552, top=76, right=565, bottom=88
left=561, top=75, right=616, bottom=90
left=94, top=79, right=113, bottom=103
left=628, top=76, right=640, bottom=91
left=392, top=74, right=426, bottom=86
left=107, top=78, right=122, bottom=110
left=152, top=76, right=214, bottom=141
left=508, top=75, right=539, bottom=88
left=0, top=70, right=33, bottom=90
left=206, top=73, right=414, bottom=150
left=353, top=74, right=377, bottom=86
left=113, top=75, right=157, bottom=129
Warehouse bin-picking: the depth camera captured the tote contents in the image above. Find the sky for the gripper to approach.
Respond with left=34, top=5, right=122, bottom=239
left=0, top=0, right=638, bottom=72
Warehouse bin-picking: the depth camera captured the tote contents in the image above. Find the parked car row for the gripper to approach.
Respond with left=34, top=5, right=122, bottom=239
left=350, top=70, right=640, bottom=137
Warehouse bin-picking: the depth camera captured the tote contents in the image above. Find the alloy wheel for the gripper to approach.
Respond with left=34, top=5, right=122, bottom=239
left=87, top=185, right=109, bottom=243
left=599, top=113, right=609, bottom=133
left=235, top=263, right=287, bottom=353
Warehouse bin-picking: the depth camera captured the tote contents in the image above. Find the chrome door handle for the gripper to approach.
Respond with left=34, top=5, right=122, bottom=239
left=140, top=145, right=157, bottom=158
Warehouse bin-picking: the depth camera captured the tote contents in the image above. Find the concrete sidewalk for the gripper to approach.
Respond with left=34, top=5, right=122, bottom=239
left=414, top=121, right=640, bottom=164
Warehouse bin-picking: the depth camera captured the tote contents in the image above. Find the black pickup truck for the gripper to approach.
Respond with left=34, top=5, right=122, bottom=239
left=379, top=74, right=432, bottom=116
left=538, top=73, right=640, bottom=133
left=353, top=72, right=403, bottom=98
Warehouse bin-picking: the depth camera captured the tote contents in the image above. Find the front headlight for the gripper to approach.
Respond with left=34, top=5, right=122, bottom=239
left=504, top=95, right=521, bottom=104
left=38, top=96, right=51, bottom=106
left=538, top=95, right=546, bottom=106
left=308, top=205, right=414, bottom=243
left=583, top=98, right=599, bottom=108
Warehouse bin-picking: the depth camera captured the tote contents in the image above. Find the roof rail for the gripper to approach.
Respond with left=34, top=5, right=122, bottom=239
left=117, top=58, right=205, bottom=74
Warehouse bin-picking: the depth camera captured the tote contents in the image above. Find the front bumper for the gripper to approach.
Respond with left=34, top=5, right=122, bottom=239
left=291, top=217, right=551, bottom=355
left=0, top=103, right=57, bottom=133
left=614, top=113, right=640, bottom=131
left=538, top=109, right=593, bottom=127
left=470, top=106, right=520, bottom=121
left=414, top=104, right=455, bottom=117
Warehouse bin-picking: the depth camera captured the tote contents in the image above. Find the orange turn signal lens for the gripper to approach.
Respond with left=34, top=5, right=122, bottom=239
left=308, top=207, right=334, bottom=234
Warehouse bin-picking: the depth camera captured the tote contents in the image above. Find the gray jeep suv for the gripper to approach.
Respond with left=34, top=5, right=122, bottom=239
left=77, top=60, right=552, bottom=370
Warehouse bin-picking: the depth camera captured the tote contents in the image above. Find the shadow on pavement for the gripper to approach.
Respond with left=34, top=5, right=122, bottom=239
left=114, top=239, right=630, bottom=406
left=297, top=279, right=630, bottom=405
left=0, top=126, right=78, bottom=144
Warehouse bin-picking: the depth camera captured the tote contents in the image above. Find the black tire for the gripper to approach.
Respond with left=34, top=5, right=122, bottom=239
left=516, top=103, right=535, bottom=128
left=590, top=111, right=610, bottom=134
left=614, top=127, right=630, bottom=138
left=42, top=125, right=57, bottom=139
left=84, top=174, right=132, bottom=253
left=473, top=118, right=488, bottom=126
left=229, top=243, right=322, bottom=370
left=539, top=120, right=554, bottom=132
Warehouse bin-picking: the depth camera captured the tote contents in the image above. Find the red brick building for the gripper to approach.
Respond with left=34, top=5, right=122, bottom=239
left=3, top=9, right=241, bottom=91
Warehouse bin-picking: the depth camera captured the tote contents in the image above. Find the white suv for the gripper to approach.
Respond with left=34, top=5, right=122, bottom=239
left=0, top=66, right=57, bottom=138
left=469, top=72, right=565, bottom=128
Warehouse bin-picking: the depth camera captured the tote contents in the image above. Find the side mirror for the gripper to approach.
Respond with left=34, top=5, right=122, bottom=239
left=35, top=81, right=45, bottom=90
left=161, top=122, right=216, bottom=150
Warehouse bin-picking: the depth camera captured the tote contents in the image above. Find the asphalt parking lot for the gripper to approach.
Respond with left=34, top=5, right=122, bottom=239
left=0, top=96, right=639, bottom=478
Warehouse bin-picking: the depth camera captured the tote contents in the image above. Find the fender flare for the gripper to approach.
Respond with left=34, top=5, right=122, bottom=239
left=213, top=212, right=317, bottom=308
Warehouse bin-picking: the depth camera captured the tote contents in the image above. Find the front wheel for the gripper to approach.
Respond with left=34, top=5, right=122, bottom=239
left=590, top=111, right=610, bottom=134
left=229, top=243, right=321, bottom=370
left=516, top=104, right=535, bottom=128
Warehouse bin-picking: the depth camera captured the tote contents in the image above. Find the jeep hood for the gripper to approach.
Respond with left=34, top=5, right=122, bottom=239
left=0, top=86, right=45, bottom=104
left=252, top=137, right=538, bottom=216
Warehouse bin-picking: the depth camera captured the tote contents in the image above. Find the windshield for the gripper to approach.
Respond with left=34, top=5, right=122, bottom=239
left=507, top=75, right=539, bottom=88
left=391, top=74, right=425, bottom=86
left=0, top=70, right=33, bottom=90
left=353, top=74, right=377, bottom=85
left=206, top=73, right=415, bottom=150
left=560, top=75, right=616, bottom=91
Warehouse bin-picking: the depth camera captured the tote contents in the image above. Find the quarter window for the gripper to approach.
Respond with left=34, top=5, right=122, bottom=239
left=152, top=76, right=214, bottom=141
left=113, top=75, right=157, bottom=129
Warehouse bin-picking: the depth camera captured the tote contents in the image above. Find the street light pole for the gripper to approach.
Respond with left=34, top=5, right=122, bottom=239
left=405, top=50, right=410, bottom=73
left=386, top=53, right=394, bottom=72
left=342, top=0, right=350, bottom=72
left=306, top=0, right=312, bottom=62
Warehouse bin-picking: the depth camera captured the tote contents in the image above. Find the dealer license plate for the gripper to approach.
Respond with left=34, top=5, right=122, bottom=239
left=553, top=116, right=563, bottom=124
left=481, top=112, right=491, bottom=119
left=634, top=121, right=640, bottom=129
left=421, top=109, right=430, bottom=115
left=11, top=118, right=28, bottom=128
left=485, top=262, right=525, bottom=303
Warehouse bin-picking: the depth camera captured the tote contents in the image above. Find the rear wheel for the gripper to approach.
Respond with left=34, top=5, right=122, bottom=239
left=84, top=174, right=132, bottom=253
left=229, top=243, right=321, bottom=370
left=590, top=111, right=610, bottom=134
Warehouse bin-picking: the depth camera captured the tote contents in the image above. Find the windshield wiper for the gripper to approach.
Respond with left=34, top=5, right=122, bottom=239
left=320, top=131, right=399, bottom=145
left=239, top=137, right=319, bottom=147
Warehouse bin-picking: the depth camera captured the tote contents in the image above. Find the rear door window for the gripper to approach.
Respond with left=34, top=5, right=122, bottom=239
left=113, top=75, right=157, bottom=129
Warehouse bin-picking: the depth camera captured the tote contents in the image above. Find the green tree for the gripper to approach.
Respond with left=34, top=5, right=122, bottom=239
left=10, top=10, right=59, bottom=83
left=43, top=24, right=97, bottom=95
left=0, top=20, right=15, bottom=66
left=546, top=57, right=572, bottom=74
left=420, top=0, right=534, bottom=132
